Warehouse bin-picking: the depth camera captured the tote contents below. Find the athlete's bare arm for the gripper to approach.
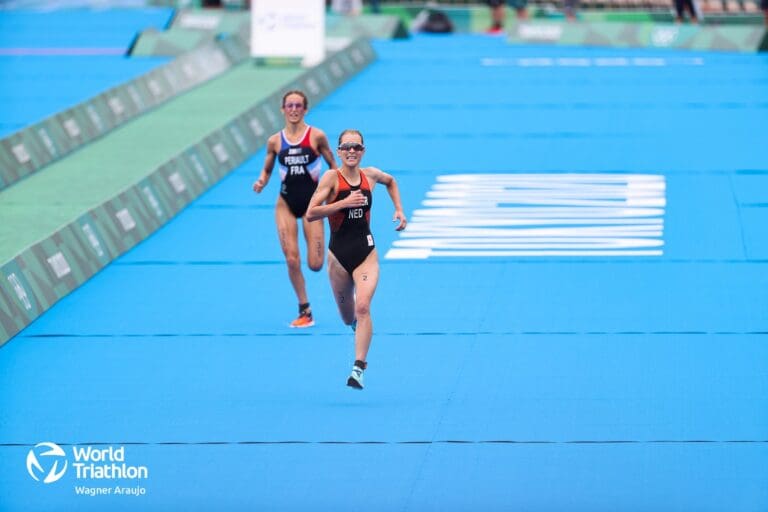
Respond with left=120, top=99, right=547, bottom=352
left=312, top=128, right=337, bottom=170
left=306, top=170, right=366, bottom=222
left=252, top=134, right=280, bottom=193
left=363, top=167, right=407, bottom=231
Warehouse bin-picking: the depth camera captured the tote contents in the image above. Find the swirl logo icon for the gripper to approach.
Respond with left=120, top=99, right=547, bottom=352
left=27, top=442, right=68, bottom=484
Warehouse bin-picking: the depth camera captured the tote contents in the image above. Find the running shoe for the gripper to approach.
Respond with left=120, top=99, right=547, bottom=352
left=290, top=311, right=314, bottom=328
left=347, top=363, right=365, bottom=389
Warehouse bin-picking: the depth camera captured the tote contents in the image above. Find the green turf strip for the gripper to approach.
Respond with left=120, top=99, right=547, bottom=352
left=0, top=62, right=302, bottom=263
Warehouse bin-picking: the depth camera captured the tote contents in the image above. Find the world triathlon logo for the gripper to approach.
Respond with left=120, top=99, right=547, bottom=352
left=25, top=442, right=151, bottom=496
left=26, top=442, right=68, bottom=484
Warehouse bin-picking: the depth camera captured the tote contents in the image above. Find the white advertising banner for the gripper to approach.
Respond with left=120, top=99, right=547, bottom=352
left=251, top=0, right=326, bottom=67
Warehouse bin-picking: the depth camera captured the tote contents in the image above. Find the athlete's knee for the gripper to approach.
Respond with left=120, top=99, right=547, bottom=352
left=355, top=301, right=371, bottom=319
left=342, top=310, right=356, bottom=325
left=307, top=243, right=324, bottom=272
left=285, top=254, right=301, bottom=271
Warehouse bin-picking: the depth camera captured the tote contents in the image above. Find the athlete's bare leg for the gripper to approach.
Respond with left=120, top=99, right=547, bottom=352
left=275, top=197, right=308, bottom=306
left=327, top=251, right=356, bottom=326
left=302, top=215, right=324, bottom=272
left=350, top=250, right=379, bottom=363
left=491, top=4, right=505, bottom=28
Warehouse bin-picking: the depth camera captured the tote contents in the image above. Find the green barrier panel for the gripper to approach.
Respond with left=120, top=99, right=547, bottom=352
left=375, top=4, right=765, bottom=31
left=326, top=14, right=410, bottom=39
left=760, top=29, right=768, bottom=50
left=131, top=27, right=216, bottom=57
left=507, top=20, right=767, bottom=51
left=133, top=10, right=407, bottom=57
left=0, top=262, right=42, bottom=337
left=534, top=9, right=658, bottom=22
left=368, top=4, right=485, bottom=32
left=0, top=38, right=376, bottom=347
left=536, top=10, right=763, bottom=25
left=171, top=7, right=251, bottom=34
left=0, top=37, right=248, bottom=193
left=170, top=8, right=408, bottom=39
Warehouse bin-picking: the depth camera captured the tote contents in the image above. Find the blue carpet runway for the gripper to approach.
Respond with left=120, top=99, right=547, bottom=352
left=1, top=35, right=767, bottom=511
left=0, top=8, right=172, bottom=135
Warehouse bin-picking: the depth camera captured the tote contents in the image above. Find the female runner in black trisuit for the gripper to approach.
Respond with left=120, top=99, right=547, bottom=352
left=306, top=129, right=407, bottom=389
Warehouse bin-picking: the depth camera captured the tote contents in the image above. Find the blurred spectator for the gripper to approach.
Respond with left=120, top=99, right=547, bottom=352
left=563, top=0, right=578, bottom=21
left=673, top=0, right=700, bottom=23
left=486, top=0, right=528, bottom=34
left=763, top=0, right=768, bottom=25
left=412, top=8, right=454, bottom=33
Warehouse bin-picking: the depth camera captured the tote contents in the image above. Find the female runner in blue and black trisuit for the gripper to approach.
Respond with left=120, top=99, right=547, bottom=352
left=253, top=90, right=336, bottom=328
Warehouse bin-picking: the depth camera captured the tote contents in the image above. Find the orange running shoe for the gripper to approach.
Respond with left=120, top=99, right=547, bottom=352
left=290, top=311, right=315, bottom=328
